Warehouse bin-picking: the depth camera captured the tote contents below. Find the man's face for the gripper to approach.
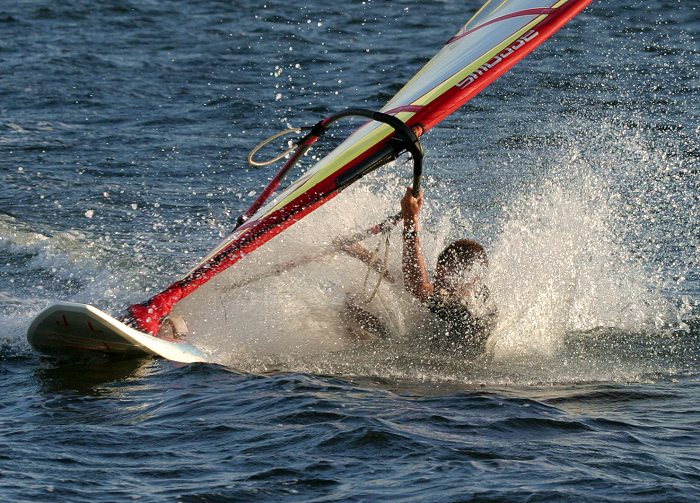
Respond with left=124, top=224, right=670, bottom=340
left=435, top=260, right=486, bottom=300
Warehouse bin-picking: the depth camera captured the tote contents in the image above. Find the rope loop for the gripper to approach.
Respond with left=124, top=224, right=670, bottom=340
left=247, top=127, right=303, bottom=167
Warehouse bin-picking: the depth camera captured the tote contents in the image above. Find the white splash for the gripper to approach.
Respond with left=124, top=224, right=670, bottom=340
left=486, top=146, right=673, bottom=361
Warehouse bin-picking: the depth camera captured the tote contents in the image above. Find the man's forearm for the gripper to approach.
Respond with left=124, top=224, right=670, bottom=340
left=402, top=216, right=432, bottom=302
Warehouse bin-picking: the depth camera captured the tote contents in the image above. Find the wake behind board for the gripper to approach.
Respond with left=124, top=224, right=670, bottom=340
left=27, top=302, right=208, bottom=363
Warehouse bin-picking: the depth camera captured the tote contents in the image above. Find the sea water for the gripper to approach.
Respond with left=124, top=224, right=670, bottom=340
left=1, top=1, right=698, bottom=501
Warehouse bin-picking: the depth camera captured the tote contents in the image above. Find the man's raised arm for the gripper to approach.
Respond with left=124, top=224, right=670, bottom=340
left=401, top=188, right=434, bottom=303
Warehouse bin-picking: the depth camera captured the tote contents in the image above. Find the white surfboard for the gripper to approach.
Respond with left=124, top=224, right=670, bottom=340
left=27, top=302, right=208, bottom=364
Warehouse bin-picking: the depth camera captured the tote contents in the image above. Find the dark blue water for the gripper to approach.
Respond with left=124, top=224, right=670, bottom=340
left=2, top=0, right=699, bottom=501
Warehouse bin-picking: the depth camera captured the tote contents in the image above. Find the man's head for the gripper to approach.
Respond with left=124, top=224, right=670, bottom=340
left=435, top=239, right=488, bottom=297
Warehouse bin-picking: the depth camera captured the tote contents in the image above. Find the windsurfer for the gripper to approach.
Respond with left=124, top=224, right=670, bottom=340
left=336, top=187, right=497, bottom=351
left=400, top=187, right=497, bottom=352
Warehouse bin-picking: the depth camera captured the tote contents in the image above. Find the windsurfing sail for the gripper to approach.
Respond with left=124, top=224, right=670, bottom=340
left=128, top=0, right=593, bottom=335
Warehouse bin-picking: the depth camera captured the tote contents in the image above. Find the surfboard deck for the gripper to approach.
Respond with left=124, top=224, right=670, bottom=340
left=27, top=302, right=208, bottom=364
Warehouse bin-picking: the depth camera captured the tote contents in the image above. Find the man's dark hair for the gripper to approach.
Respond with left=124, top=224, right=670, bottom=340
left=436, top=239, right=488, bottom=270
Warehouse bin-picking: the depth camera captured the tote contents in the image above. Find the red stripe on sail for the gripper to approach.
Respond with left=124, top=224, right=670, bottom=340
left=383, top=105, right=425, bottom=115
left=447, top=7, right=556, bottom=44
